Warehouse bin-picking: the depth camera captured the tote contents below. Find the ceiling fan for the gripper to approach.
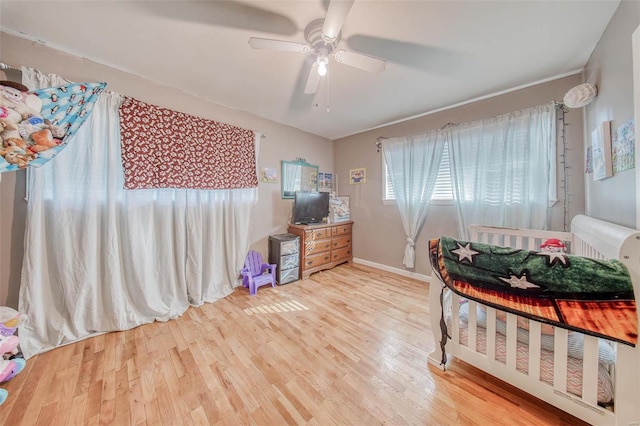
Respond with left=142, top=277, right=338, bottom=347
left=248, top=0, right=386, bottom=95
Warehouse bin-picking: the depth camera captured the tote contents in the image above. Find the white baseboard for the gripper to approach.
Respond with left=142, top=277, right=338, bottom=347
left=352, top=258, right=430, bottom=282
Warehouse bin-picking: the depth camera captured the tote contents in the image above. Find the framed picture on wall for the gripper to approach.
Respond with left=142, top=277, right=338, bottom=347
left=318, top=172, right=333, bottom=190
left=260, top=167, right=277, bottom=183
left=349, top=168, right=366, bottom=184
left=592, top=121, right=613, bottom=181
left=612, top=119, right=635, bottom=173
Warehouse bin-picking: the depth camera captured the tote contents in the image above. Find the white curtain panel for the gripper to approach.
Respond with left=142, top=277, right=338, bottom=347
left=382, top=134, right=445, bottom=268
left=447, top=102, right=557, bottom=240
left=19, top=68, right=257, bottom=358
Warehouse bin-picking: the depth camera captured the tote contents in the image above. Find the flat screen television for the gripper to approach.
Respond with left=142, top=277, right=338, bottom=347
left=292, top=191, right=329, bottom=225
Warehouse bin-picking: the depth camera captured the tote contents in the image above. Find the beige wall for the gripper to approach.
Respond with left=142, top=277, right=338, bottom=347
left=334, top=75, right=585, bottom=277
left=583, top=0, right=640, bottom=228
left=0, top=32, right=333, bottom=307
left=5, top=2, right=637, bottom=303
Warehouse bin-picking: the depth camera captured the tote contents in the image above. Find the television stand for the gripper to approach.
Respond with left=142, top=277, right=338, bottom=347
left=287, top=221, right=353, bottom=279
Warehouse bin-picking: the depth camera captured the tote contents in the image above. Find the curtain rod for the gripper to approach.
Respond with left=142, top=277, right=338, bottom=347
left=0, top=62, right=19, bottom=71
left=376, top=121, right=457, bottom=151
left=376, top=101, right=565, bottom=152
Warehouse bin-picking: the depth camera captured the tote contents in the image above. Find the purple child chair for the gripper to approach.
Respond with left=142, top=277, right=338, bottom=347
left=240, top=250, right=277, bottom=295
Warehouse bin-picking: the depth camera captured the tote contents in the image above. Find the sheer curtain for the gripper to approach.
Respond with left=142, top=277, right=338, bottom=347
left=382, top=133, right=445, bottom=268
left=19, top=68, right=257, bottom=358
left=447, top=102, right=557, bottom=239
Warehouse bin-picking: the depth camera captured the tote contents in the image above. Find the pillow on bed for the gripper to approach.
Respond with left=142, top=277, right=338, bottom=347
left=460, top=302, right=616, bottom=366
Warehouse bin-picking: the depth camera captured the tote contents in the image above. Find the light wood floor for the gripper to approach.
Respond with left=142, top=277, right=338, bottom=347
left=1, top=263, right=586, bottom=425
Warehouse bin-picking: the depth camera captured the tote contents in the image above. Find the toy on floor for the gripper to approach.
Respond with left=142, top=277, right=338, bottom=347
left=0, top=359, right=19, bottom=382
left=0, top=306, right=24, bottom=337
left=2, top=357, right=24, bottom=381
left=0, top=307, right=27, bottom=405
left=0, top=334, right=19, bottom=357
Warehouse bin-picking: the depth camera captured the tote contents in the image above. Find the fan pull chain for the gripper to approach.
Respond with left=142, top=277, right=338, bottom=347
left=326, top=67, right=331, bottom=113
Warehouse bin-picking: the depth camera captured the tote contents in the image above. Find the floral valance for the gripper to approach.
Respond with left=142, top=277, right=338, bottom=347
left=118, top=98, right=258, bottom=190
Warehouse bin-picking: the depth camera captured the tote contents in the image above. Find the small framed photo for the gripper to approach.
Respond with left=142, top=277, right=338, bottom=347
left=323, top=172, right=333, bottom=189
left=349, top=168, right=366, bottom=184
left=318, top=172, right=333, bottom=190
left=309, top=172, right=318, bottom=186
left=592, top=121, right=613, bottom=181
left=260, top=167, right=277, bottom=183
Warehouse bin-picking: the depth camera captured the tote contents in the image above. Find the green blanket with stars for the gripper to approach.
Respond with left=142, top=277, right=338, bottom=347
left=429, top=236, right=638, bottom=346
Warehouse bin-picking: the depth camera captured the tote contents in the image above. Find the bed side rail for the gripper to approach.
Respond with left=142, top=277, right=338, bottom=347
left=468, top=224, right=572, bottom=252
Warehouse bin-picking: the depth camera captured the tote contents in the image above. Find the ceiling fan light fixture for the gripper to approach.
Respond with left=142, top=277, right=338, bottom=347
left=317, top=56, right=329, bottom=76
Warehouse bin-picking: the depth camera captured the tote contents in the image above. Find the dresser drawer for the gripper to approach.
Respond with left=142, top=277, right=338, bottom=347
left=331, top=235, right=351, bottom=250
left=305, top=228, right=329, bottom=241
left=304, top=251, right=332, bottom=269
left=331, top=224, right=352, bottom=236
left=304, top=238, right=332, bottom=256
left=331, top=246, right=352, bottom=261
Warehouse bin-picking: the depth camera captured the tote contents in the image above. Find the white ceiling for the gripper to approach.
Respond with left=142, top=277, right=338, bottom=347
left=0, top=1, right=620, bottom=140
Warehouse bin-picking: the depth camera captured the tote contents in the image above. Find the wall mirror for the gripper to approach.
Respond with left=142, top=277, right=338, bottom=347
left=281, top=159, right=319, bottom=198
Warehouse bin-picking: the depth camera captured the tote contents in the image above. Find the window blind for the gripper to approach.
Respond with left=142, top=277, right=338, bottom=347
left=384, top=142, right=453, bottom=201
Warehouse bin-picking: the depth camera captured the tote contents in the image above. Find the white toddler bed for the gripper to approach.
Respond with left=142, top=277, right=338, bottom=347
left=428, top=215, right=640, bottom=425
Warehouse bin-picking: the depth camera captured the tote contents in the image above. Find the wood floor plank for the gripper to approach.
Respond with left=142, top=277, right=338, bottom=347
left=0, top=264, right=588, bottom=425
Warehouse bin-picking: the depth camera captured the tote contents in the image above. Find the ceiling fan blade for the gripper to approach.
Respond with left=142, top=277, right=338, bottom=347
left=322, top=0, right=355, bottom=40
left=304, top=63, right=321, bottom=94
left=248, top=37, right=311, bottom=53
left=334, top=50, right=386, bottom=73
left=134, top=2, right=297, bottom=36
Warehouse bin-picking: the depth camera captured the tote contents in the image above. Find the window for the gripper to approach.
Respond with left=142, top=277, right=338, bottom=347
left=383, top=142, right=453, bottom=202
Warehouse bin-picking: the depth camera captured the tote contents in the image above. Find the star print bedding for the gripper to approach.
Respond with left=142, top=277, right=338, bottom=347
left=428, top=237, right=638, bottom=346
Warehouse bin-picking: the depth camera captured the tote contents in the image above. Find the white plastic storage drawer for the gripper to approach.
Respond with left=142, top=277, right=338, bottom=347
left=280, top=253, right=299, bottom=269
left=279, top=267, right=299, bottom=285
left=280, top=239, right=299, bottom=256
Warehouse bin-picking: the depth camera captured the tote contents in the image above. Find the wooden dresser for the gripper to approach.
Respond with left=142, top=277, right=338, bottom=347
left=287, top=221, right=353, bottom=279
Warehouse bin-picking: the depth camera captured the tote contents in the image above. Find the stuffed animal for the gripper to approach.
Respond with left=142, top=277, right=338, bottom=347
left=0, top=358, right=24, bottom=384
left=0, top=145, right=36, bottom=169
left=0, top=307, right=25, bottom=337
left=3, top=136, right=29, bottom=152
left=540, top=238, right=566, bottom=253
left=0, top=80, right=59, bottom=166
left=0, top=81, right=42, bottom=120
left=19, top=116, right=66, bottom=147
left=29, top=128, right=61, bottom=152
left=0, top=335, right=19, bottom=358
left=0, top=104, right=22, bottom=125
left=0, top=360, right=18, bottom=383
left=0, top=112, right=22, bottom=141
